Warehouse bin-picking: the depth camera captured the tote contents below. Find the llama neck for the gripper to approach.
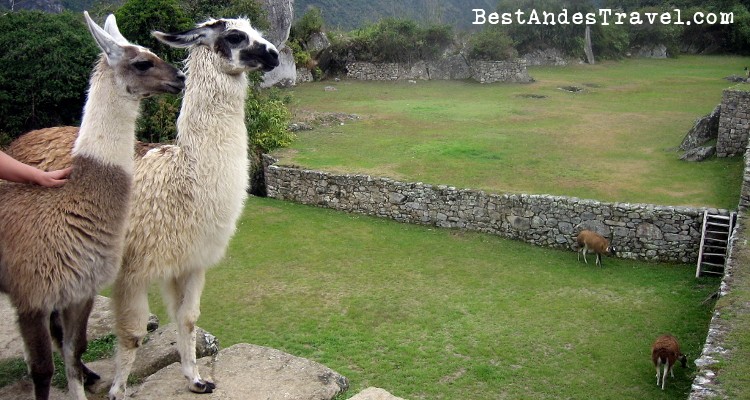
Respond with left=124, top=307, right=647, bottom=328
left=177, top=46, right=248, bottom=155
left=73, top=58, right=139, bottom=175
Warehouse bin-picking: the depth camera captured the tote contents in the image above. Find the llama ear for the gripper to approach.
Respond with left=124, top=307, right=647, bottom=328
left=103, top=14, right=129, bottom=45
left=152, top=20, right=226, bottom=48
left=84, top=11, right=124, bottom=65
left=153, top=27, right=210, bottom=48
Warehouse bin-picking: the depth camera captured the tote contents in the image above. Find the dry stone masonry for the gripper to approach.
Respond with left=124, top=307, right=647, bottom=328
left=345, top=59, right=532, bottom=84
left=264, top=156, right=729, bottom=263
left=717, top=88, right=750, bottom=157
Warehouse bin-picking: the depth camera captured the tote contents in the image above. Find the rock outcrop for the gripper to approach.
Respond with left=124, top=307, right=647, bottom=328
left=0, top=294, right=354, bottom=400
left=260, top=0, right=297, bottom=88
left=680, top=104, right=720, bottom=151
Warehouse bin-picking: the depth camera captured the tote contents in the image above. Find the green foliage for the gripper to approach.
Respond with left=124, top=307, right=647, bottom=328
left=0, top=11, right=100, bottom=138
left=288, top=39, right=314, bottom=68
left=114, top=0, right=192, bottom=63
left=591, top=22, right=630, bottom=60
left=136, top=95, right=180, bottom=142
left=496, top=0, right=588, bottom=57
left=291, top=6, right=325, bottom=41
left=182, top=0, right=268, bottom=30
left=246, top=74, right=294, bottom=153
left=344, top=18, right=453, bottom=63
left=468, top=26, right=517, bottom=61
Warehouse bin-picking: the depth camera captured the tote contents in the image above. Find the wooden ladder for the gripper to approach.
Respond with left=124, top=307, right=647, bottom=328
left=696, top=211, right=737, bottom=277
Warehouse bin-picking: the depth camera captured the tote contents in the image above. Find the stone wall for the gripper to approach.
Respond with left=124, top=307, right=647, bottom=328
left=345, top=59, right=532, bottom=84
left=717, top=88, right=750, bottom=157
left=264, top=156, right=730, bottom=263
left=472, top=60, right=533, bottom=84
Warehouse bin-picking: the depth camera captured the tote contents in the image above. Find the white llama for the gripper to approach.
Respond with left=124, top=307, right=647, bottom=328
left=106, top=18, right=279, bottom=399
left=0, top=12, right=184, bottom=400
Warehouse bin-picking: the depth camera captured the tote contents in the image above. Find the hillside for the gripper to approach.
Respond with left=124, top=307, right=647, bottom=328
left=294, top=0, right=497, bottom=30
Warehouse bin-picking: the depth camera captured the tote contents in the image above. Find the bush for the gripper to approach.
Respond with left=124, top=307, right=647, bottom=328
left=135, top=95, right=180, bottom=143
left=246, top=74, right=294, bottom=153
left=291, top=6, right=325, bottom=42
left=348, top=18, right=453, bottom=63
left=0, top=11, right=99, bottom=138
left=468, top=27, right=517, bottom=61
left=114, top=0, right=192, bottom=63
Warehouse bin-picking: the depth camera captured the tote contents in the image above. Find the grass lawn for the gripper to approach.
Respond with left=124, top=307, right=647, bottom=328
left=276, top=55, right=747, bottom=210
left=141, top=197, right=719, bottom=399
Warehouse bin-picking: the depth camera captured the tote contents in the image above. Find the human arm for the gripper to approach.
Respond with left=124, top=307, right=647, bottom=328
left=0, top=150, right=71, bottom=187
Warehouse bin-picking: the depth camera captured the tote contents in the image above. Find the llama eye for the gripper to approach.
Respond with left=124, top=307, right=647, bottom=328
left=225, top=34, right=244, bottom=45
left=132, top=61, right=154, bottom=71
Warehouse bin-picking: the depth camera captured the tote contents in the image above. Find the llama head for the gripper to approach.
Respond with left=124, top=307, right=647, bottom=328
left=152, top=17, right=280, bottom=75
left=83, top=11, right=185, bottom=99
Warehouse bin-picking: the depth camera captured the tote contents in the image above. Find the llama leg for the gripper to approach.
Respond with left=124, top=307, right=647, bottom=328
left=50, top=306, right=100, bottom=387
left=655, top=363, right=660, bottom=386
left=661, top=360, right=669, bottom=390
left=164, top=269, right=215, bottom=394
left=109, top=274, right=151, bottom=400
left=49, top=310, right=63, bottom=352
left=17, top=310, right=54, bottom=400
left=59, top=298, right=96, bottom=400
left=582, top=246, right=589, bottom=264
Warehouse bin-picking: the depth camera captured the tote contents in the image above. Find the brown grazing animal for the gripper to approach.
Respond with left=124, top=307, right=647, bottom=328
left=651, top=334, right=688, bottom=390
left=575, top=229, right=617, bottom=267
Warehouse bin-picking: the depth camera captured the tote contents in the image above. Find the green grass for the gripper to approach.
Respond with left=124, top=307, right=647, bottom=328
left=139, top=197, right=719, bottom=399
left=277, top=55, right=748, bottom=209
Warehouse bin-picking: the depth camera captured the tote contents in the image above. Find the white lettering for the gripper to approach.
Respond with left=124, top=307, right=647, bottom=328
left=528, top=9, right=541, bottom=24
left=572, top=12, right=583, bottom=24
left=473, top=9, right=486, bottom=24
left=694, top=12, right=704, bottom=24
left=599, top=8, right=611, bottom=25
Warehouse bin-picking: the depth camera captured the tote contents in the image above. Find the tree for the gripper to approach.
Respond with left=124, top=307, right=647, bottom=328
left=114, top=0, right=192, bottom=63
left=0, top=11, right=100, bottom=139
left=182, top=0, right=268, bottom=30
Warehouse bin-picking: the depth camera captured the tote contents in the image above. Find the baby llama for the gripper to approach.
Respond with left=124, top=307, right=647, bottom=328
left=0, top=12, right=184, bottom=400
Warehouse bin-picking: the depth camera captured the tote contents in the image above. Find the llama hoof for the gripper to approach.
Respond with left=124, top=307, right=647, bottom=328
left=189, top=380, right=216, bottom=394
left=83, top=367, right=101, bottom=386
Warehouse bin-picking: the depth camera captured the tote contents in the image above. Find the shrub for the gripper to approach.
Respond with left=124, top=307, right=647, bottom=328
left=114, top=0, right=192, bottom=63
left=135, top=95, right=180, bottom=143
left=0, top=11, right=99, bottom=138
left=291, top=6, right=325, bottom=42
left=468, top=26, right=517, bottom=61
left=246, top=74, right=294, bottom=153
left=348, top=18, right=453, bottom=63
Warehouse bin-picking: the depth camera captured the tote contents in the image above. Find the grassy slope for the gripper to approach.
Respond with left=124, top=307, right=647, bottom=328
left=145, top=197, right=718, bottom=399
left=277, top=55, right=747, bottom=209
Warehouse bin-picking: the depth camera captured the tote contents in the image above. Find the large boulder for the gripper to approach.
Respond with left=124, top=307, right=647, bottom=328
left=125, top=343, right=349, bottom=399
left=680, top=145, right=716, bottom=162
left=259, top=0, right=297, bottom=88
left=680, top=104, right=720, bottom=151
left=633, top=44, right=668, bottom=58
